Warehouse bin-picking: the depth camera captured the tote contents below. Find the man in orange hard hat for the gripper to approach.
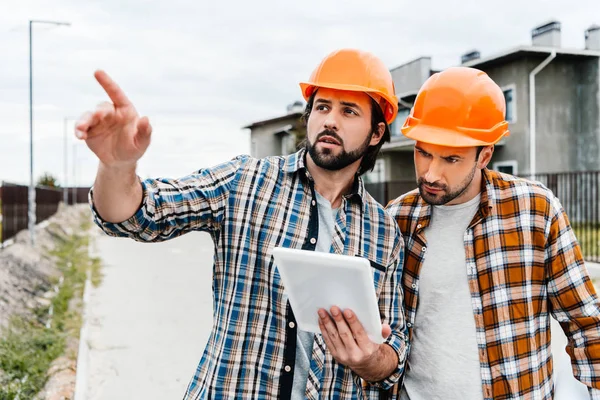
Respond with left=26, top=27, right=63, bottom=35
left=386, top=67, right=600, bottom=399
left=75, top=48, right=408, bottom=399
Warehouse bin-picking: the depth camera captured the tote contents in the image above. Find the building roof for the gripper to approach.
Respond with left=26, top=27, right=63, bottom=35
left=462, top=45, right=600, bottom=69
left=242, top=112, right=302, bottom=130
left=389, top=56, right=432, bottom=73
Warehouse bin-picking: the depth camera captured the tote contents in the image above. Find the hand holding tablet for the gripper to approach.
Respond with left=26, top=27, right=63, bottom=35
left=272, top=247, right=385, bottom=344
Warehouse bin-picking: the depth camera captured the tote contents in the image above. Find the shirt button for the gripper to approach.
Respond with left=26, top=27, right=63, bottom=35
left=422, top=247, right=427, bottom=252
left=284, top=365, right=292, bottom=372
left=310, top=238, right=316, bottom=245
left=407, top=322, right=412, bottom=328
left=289, top=322, right=295, bottom=329
left=411, top=283, right=417, bottom=289
left=417, top=224, right=422, bottom=229
left=311, top=200, right=316, bottom=206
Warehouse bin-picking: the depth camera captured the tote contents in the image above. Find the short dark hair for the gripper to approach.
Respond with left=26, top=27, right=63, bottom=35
left=300, top=91, right=391, bottom=175
left=476, top=146, right=484, bottom=160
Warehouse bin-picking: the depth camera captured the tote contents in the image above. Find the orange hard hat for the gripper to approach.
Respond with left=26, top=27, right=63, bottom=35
left=299, top=49, right=399, bottom=124
left=401, top=67, right=510, bottom=147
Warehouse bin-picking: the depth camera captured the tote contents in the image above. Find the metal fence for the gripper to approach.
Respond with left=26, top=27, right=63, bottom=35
left=364, top=171, right=600, bottom=262
left=0, top=183, right=90, bottom=245
left=535, top=171, right=600, bottom=262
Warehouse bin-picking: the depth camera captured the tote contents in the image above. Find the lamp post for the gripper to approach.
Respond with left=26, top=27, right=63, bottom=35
left=28, top=19, right=70, bottom=246
left=72, top=143, right=77, bottom=205
left=63, top=117, right=76, bottom=205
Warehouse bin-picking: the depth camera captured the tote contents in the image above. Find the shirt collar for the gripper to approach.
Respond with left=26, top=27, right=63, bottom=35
left=415, top=168, right=497, bottom=230
left=282, top=148, right=365, bottom=203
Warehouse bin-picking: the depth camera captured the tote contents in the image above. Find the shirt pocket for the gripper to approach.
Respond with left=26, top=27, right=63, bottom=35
left=367, top=259, right=387, bottom=297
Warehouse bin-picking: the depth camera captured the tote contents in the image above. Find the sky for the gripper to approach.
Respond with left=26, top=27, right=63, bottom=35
left=0, top=0, right=598, bottom=187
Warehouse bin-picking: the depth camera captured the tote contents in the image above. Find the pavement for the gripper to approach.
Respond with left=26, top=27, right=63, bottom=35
left=75, top=230, right=597, bottom=399
left=80, top=231, right=213, bottom=400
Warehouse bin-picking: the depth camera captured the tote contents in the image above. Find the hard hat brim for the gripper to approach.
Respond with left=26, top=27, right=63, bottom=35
left=299, top=82, right=398, bottom=124
left=401, top=124, right=509, bottom=147
left=300, top=82, right=381, bottom=99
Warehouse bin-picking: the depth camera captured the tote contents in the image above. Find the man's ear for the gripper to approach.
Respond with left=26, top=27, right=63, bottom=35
left=477, top=145, right=495, bottom=169
left=370, top=122, right=386, bottom=146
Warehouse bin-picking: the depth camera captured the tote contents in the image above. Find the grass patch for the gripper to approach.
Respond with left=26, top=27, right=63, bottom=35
left=0, top=317, right=64, bottom=399
left=0, top=218, right=102, bottom=399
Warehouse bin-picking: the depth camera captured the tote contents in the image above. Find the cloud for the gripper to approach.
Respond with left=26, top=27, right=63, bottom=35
left=1, top=0, right=598, bottom=185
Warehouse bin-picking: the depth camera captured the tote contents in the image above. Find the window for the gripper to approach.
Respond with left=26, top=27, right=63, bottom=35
left=502, top=86, right=516, bottom=123
left=493, top=160, right=518, bottom=175
left=390, top=109, right=410, bottom=139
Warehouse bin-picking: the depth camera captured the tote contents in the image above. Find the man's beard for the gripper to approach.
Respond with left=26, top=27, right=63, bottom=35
left=418, top=163, right=477, bottom=205
left=306, top=129, right=373, bottom=171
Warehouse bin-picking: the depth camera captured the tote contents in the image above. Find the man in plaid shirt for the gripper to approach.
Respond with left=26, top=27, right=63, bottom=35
left=386, top=66, right=600, bottom=399
left=75, top=49, right=408, bottom=399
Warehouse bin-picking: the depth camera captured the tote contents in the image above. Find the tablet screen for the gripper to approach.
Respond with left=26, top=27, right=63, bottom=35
left=272, top=247, right=384, bottom=344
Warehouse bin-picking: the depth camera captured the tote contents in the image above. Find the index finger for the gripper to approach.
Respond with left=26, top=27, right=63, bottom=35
left=94, top=70, right=132, bottom=107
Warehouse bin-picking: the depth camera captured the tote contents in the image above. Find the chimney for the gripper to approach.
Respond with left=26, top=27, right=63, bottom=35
left=532, top=21, right=561, bottom=47
left=461, top=50, right=481, bottom=64
left=286, top=100, right=304, bottom=114
left=585, top=24, right=600, bottom=51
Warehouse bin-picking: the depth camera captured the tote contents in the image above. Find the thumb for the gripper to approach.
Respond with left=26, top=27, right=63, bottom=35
left=381, top=324, right=391, bottom=339
left=134, top=116, right=152, bottom=149
left=137, top=116, right=152, bottom=138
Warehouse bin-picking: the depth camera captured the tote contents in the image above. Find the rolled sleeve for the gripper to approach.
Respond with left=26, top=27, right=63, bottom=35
left=89, top=178, right=155, bottom=238
left=370, top=329, right=409, bottom=390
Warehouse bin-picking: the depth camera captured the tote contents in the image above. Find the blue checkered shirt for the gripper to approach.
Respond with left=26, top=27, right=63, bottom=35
left=89, top=149, right=408, bottom=399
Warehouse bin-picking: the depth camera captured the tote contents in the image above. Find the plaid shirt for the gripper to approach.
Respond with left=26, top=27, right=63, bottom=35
left=385, top=169, right=600, bottom=399
left=89, top=149, right=408, bottom=399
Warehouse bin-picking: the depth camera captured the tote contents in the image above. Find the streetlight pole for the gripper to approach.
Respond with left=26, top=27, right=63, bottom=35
left=63, top=117, right=76, bottom=205
left=28, top=19, right=70, bottom=246
left=72, top=143, right=77, bottom=205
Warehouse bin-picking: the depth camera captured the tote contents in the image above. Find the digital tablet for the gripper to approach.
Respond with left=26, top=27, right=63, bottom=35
left=272, top=247, right=384, bottom=344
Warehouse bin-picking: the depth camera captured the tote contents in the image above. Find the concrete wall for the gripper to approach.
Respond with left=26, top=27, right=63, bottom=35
left=390, top=57, right=432, bottom=95
left=250, top=125, right=282, bottom=159
left=535, top=56, right=600, bottom=173
left=574, top=58, right=600, bottom=171
left=481, top=55, right=600, bottom=175
left=479, top=59, right=531, bottom=175
left=249, top=115, right=306, bottom=159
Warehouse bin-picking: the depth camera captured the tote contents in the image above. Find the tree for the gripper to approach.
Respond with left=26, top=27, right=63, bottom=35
left=37, top=172, right=60, bottom=188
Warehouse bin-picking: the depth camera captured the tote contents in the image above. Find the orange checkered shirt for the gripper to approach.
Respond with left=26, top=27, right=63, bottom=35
left=386, top=169, right=600, bottom=399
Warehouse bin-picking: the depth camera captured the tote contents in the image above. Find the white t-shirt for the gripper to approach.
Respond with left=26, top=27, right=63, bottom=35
left=401, top=194, right=483, bottom=400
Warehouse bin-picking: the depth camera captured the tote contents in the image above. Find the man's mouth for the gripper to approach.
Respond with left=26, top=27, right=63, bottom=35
left=318, top=136, right=341, bottom=146
left=422, top=184, right=444, bottom=194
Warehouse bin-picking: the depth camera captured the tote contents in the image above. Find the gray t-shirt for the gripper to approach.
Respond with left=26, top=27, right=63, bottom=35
left=401, top=194, right=483, bottom=400
left=291, top=191, right=338, bottom=399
